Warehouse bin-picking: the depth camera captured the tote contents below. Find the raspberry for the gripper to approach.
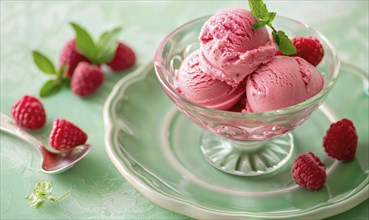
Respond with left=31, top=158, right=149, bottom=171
left=59, top=38, right=89, bottom=77
left=323, top=119, right=358, bottom=161
left=49, top=119, right=87, bottom=150
left=107, top=42, right=136, bottom=72
left=291, top=36, right=324, bottom=66
left=71, top=62, right=104, bottom=97
left=291, top=152, right=326, bottom=190
left=11, top=95, right=46, bottom=129
left=275, top=36, right=324, bottom=66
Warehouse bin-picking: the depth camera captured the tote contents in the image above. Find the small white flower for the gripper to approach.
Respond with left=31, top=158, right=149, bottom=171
left=26, top=180, right=68, bottom=208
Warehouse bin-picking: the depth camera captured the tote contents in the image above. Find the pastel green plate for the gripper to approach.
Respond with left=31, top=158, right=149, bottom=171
left=104, top=63, right=368, bottom=219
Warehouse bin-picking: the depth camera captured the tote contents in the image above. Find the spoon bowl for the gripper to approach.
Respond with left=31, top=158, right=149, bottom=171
left=0, top=112, right=92, bottom=174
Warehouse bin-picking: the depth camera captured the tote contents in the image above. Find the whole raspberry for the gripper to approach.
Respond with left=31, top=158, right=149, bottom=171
left=107, top=42, right=136, bottom=72
left=59, top=38, right=89, bottom=77
left=323, top=119, right=358, bottom=161
left=291, top=152, right=326, bottom=190
left=71, top=62, right=104, bottom=97
left=292, top=36, right=324, bottom=66
left=11, top=95, right=46, bottom=129
left=275, top=36, right=324, bottom=66
left=49, top=119, right=88, bottom=151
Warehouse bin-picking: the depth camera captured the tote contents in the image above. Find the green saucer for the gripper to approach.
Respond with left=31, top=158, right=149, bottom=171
left=104, top=63, right=368, bottom=219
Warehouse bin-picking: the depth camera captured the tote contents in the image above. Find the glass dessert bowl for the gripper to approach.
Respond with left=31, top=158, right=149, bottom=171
left=154, top=16, right=340, bottom=176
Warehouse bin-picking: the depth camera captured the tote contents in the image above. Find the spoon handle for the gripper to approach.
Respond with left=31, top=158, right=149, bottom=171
left=0, top=112, right=45, bottom=151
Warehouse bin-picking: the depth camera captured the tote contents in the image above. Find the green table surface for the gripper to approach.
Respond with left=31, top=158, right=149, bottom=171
left=1, top=1, right=368, bottom=219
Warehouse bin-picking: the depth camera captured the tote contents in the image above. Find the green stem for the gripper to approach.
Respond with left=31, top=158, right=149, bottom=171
left=53, top=192, right=69, bottom=202
left=268, top=24, right=277, bottom=34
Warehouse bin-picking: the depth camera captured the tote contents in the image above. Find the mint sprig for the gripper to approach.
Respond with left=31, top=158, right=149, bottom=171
left=70, top=22, right=121, bottom=64
left=248, top=0, right=296, bottom=55
left=26, top=181, right=68, bottom=208
left=32, top=51, right=68, bottom=98
left=33, top=23, right=121, bottom=98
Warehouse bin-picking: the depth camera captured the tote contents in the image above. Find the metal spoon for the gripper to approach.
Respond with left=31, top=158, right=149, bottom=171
left=0, top=112, right=92, bottom=174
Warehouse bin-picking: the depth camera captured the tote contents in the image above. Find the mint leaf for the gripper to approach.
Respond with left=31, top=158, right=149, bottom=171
left=95, top=27, right=122, bottom=63
left=249, top=0, right=276, bottom=30
left=252, top=20, right=268, bottom=29
left=248, top=0, right=268, bottom=19
left=33, top=51, right=69, bottom=97
left=266, top=12, right=276, bottom=23
left=275, top=31, right=297, bottom=55
left=32, top=51, right=57, bottom=75
left=70, top=22, right=97, bottom=62
left=40, top=79, right=62, bottom=98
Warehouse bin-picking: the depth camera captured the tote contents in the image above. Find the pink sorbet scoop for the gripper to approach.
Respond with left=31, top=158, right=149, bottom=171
left=199, top=8, right=276, bottom=87
left=246, top=56, right=324, bottom=112
left=176, top=49, right=245, bottom=110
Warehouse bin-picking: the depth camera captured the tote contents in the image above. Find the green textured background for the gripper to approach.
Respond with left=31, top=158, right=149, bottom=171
left=1, top=1, right=368, bottom=219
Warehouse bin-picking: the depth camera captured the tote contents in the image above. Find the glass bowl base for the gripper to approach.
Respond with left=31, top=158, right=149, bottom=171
left=200, top=132, right=294, bottom=176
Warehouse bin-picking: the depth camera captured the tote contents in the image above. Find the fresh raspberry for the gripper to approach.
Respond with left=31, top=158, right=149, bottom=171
left=59, top=38, right=90, bottom=77
left=71, top=62, right=104, bottom=97
left=275, top=36, right=324, bottom=66
left=292, top=36, right=324, bottom=66
left=49, top=119, right=87, bottom=150
left=107, top=42, right=136, bottom=72
left=291, top=152, right=326, bottom=190
left=11, top=95, right=46, bottom=129
left=323, top=119, right=358, bottom=161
